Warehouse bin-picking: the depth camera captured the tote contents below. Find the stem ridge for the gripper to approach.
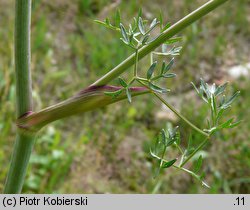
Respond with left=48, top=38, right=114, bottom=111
left=4, top=0, right=35, bottom=194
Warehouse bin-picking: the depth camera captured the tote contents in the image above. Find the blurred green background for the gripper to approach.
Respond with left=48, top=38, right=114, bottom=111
left=0, top=0, right=249, bottom=193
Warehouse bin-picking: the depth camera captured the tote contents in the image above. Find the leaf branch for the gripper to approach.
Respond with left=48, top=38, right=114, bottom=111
left=92, top=0, right=229, bottom=86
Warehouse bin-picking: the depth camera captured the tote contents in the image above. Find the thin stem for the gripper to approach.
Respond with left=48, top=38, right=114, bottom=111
left=179, top=153, right=185, bottom=166
left=180, top=136, right=210, bottom=167
left=151, top=75, right=162, bottom=81
left=4, top=0, right=35, bottom=193
left=92, top=0, right=229, bottom=86
left=156, top=145, right=167, bottom=177
left=173, top=165, right=201, bottom=183
left=211, top=95, right=217, bottom=126
left=173, top=165, right=194, bottom=175
left=128, top=77, right=136, bottom=86
left=136, top=79, right=149, bottom=88
left=160, top=146, right=167, bottom=168
left=153, top=93, right=209, bottom=137
left=133, top=37, right=140, bottom=44
left=150, top=52, right=153, bottom=65
left=151, top=52, right=171, bottom=56
left=173, top=165, right=210, bottom=188
left=136, top=76, right=148, bottom=82
left=210, top=106, right=215, bottom=126
left=136, top=80, right=209, bottom=137
left=175, top=143, right=184, bottom=155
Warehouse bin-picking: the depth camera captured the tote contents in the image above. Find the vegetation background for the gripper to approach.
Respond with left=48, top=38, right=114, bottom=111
left=0, top=0, right=249, bottom=193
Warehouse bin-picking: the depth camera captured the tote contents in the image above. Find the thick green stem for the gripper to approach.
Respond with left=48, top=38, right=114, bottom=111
left=92, top=0, right=229, bottom=86
left=4, top=0, right=35, bottom=193
left=134, top=49, right=139, bottom=77
left=17, top=86, right=149, bottom=132
left=4, top=133, right=36, bottom=193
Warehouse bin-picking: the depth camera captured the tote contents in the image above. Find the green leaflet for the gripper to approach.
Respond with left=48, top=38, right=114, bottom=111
left=161, top=159, right=177, bottom=168
left=138, top=17, right=145, bottom=35
left=149, top=83, right=169, bottom=93
left=147, top=62, right=157, bottom=79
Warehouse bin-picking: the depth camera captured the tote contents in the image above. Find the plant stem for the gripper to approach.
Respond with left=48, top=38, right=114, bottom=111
left=153, top=93, right=209, bottom=137
left=4, top=0, right=35, bottom=193
left=4, top=133, right=36, bottom=193
left=151, top=75, right=162, bottom=81
left=14, top=1, right=32, bottom=117
left=160, top=146, right=167, bottom=168
left=136, top=77, right=148, bottom=82
left=17, top=86, right=149, bottom=132
left=180, top=136, right=210, bottom=167
left=173, top=165, right=206, bottom=186
left=175, top=143, right=184, bottom=155
left=92, top=0, right=229, bottom=86
left=150, top=53, right=153, bottom=65
left=135, top=79, right=208, bottom=137
left=134, top=49, right=139, bottom=77
left=211, top=95, right=217, bottom=126
left=156, top=145, right=167, bottom=178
